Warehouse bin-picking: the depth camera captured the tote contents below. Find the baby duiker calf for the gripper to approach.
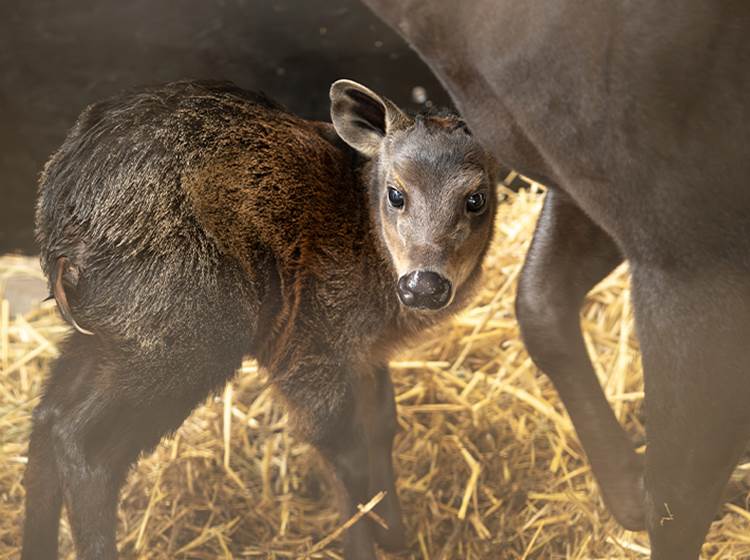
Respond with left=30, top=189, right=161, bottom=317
left=22, top=79, right=496, bottom=559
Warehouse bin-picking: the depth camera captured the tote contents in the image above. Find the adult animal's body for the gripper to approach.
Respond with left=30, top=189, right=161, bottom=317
left=363, top=1, right=750, bottom=558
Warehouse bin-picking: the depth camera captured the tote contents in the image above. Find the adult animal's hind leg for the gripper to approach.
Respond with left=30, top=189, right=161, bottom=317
left=359, top=366, right=406, bottom=551
left=632, top=266, right=750, bottom=559
left=515, top=189, right=644, bottom=529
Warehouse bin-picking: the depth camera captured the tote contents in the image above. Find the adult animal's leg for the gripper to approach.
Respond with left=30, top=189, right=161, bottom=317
left=632, top=265, right=750, bottom=559
left=515, top=188, right=644, bottom=529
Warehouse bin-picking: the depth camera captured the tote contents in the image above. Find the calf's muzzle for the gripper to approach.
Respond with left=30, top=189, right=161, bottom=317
left=397, top=270, right=452, bottom=310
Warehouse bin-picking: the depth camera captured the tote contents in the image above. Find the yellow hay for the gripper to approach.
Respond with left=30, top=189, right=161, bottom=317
left=1, top=189, right=749, bottom=559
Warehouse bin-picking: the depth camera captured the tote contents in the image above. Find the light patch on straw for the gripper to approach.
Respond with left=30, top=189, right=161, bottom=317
left=606, top=535, right=651, bottom=556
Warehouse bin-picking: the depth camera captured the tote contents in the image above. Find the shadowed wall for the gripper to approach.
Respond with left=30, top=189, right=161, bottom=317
left=0, top=0, right=450, bottom=253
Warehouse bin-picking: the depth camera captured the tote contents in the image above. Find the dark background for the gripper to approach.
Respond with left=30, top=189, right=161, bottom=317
left=0, top=0, right=451, bottom=254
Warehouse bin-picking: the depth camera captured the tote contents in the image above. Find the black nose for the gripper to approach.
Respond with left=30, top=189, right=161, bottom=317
left=397, top=270, right=452, bottom=310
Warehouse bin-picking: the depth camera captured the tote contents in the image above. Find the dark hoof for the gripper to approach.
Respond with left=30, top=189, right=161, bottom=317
left=606, top=471, right=647, bottom=531
left=369, top=491, right=408, bottom=552
left=372, top=518, right=408, bottom=552
left=343, top=540, right=378, bottom=560
left=343, top=519, right=378, bottom=560
left=613, top=503, right=647, bottom=532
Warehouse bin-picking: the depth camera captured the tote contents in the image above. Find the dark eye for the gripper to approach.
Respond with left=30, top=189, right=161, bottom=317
left=387, top=187, right=405, bottom=209
left=466, top=192, right=487, bottom=213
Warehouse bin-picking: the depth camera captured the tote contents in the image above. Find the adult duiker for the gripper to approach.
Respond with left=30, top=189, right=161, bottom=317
left=363, top=1, right=750, bottom=558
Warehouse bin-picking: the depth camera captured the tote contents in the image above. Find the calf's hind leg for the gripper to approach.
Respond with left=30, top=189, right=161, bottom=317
left=21, top=339, right=78, bottom=560
left=515, top=189, right=644, bottom=529
left=21, top=333, right=241, bottom=560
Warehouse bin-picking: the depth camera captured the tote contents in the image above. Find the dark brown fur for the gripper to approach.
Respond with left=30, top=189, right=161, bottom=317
left=23, top=79, right=496, bottom=559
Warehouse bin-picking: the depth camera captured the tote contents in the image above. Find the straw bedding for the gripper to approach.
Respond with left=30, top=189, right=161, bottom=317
left=2, top=186, right=750, bottom=559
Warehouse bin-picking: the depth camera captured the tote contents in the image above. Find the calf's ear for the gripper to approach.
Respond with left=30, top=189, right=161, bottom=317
left=329, top=79, right=409, bottom=157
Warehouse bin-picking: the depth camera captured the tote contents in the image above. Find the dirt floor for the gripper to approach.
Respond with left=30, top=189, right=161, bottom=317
left=2, top=188, right=750, bottom=559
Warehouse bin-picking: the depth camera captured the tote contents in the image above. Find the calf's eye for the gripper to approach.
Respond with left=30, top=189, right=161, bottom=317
left=387, top=187, right=405, bottom=209
left=466, top=192, right=486, bottom=213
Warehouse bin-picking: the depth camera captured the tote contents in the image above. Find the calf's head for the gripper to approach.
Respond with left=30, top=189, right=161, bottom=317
left=330, top=80, right=496, bottom=311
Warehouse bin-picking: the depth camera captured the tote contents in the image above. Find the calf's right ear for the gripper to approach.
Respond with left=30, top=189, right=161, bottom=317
left=329, top=79, right=409, bottom=157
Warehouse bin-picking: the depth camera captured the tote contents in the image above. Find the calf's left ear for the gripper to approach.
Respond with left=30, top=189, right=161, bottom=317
left=329, top=79, right=410, bottom=157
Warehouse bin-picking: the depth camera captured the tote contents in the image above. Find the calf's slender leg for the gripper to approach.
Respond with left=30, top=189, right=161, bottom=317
left=277, top=359, right=377, bottom=560
left=22, top=334, right=126, bottom=559
left=515, top=189, right=644, bottom=529
left=21, top=332, right=241, bottom=560
left=632, top=266, right=750, bottom=559
left=22, top=376, right=65, bottom=560
left=359, top=365, right=407, bottom=551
